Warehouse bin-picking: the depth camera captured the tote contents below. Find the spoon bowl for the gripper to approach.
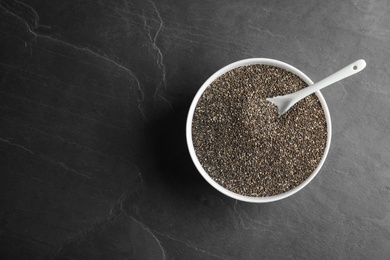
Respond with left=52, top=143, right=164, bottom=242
left=186, top=58, right=332, bottom=203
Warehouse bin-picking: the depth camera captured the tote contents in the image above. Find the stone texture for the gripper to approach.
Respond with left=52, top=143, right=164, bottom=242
left=0, top=0, right=389, bottom=259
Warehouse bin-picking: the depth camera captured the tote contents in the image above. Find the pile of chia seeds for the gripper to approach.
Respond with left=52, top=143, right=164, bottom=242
left=192, top=64, right=327, bottom=197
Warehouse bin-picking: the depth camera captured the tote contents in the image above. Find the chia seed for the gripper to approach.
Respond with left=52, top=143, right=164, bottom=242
left=192, top=64, right=327, bottom=197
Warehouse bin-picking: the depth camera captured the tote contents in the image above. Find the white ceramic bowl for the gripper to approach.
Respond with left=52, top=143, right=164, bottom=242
left=186, top=58, right=332, bottom=203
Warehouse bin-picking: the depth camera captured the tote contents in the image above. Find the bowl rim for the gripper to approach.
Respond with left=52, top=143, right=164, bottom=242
left=186, top=58, right=332, bottom=203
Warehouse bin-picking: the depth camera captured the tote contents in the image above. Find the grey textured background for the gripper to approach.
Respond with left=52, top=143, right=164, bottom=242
left=0, top=0, right=389, bottom=259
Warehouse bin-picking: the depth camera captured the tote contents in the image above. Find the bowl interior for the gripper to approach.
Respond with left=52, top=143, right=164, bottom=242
left=186, top=58, right=332, bottom=203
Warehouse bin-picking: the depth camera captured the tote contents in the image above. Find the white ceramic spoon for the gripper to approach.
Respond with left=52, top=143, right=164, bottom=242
left=266, top=59, right=366, bottom=117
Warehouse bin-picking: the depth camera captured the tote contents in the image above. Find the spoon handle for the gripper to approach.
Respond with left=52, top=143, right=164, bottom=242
left=290, top=59, right=366, bottom=101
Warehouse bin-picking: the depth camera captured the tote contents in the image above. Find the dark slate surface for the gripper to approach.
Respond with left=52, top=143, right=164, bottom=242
left=1, top=0, right=389, bottom=259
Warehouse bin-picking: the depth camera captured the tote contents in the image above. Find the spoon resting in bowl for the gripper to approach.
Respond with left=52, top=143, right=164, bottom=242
left=266, top=59, right=366, bottom=117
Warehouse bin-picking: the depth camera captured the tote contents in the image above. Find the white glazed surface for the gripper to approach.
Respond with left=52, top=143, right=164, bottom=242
left=186, top=58, right=332, bottom=203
